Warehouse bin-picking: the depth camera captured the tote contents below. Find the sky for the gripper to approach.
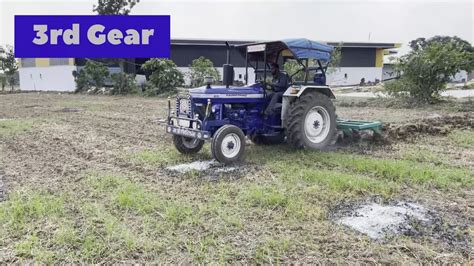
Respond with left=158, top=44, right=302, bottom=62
left=1, top=0, right=473, bottom=55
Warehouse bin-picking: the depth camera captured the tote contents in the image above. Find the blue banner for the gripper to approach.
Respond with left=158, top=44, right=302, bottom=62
left=15, top=15, right=170, bottom=58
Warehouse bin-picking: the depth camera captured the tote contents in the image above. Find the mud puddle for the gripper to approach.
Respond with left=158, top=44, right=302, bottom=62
left=331, top=199, right=471, bottom=251
left=165, top=160, right=250, bottom=181
left=336, top=202, right=428, bottom=239
left=166, top=160, right=238, bottom=174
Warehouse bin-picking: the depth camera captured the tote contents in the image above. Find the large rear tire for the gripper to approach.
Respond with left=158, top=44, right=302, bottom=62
left=211, top=125, right=245, bottom=164
left=287, top=91, right=337, bottom=150
left=173, top=135, right=204, bottom=154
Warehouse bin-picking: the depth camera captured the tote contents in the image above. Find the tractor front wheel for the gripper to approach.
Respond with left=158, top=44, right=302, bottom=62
left=173, top=135, right=204, bottom=154
left=211, top=125, right=245, bottom=164
left=287, top=91, right=337, bottom=150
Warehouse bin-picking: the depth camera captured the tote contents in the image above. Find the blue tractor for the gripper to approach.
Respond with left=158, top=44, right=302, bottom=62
left=166, top=38, right=339, bottom=164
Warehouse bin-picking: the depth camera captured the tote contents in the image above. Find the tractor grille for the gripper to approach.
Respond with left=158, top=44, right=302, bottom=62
left=176, top=95, right=191, bottom=117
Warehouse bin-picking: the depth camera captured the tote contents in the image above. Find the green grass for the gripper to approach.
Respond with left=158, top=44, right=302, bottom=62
left=254, top=238, right=292, bottom=264
left=3, top=149, right=467, bottom=263
left=2, top=172, right=321, bottom=263
left=0, top=191, right=66, bottom=231
left=247, top=146, right=473, bottom=190
left=129, top=148, right=189, bottom=166
left=240, top=185, right=290, bottom=208
left=129, top=144, right=214, bottom=167
left=0, top=173, right=204, bottom=263
left=0, top=119, right=34, bottom=136
left=2, top=93, right=472, bottom=263
left=448, top=130, right=474, bottom=148
left=401, top=148, right=445, bottom=165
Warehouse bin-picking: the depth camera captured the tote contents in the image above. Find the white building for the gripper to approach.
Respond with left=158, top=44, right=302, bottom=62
left=18, top=39, right=402, bottom=91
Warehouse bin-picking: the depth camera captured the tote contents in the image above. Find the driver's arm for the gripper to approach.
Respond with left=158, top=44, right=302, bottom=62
left=271, top=73, right=288, bottom=92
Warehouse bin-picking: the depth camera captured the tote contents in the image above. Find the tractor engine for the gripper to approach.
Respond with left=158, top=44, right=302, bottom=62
left=218, top=104, right=262, bottom=132
left=224, top=104, right=262, bottom=132
left=174, top=95, right=263, bottom=134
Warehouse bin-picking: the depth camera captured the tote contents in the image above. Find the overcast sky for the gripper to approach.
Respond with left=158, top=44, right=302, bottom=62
left=1, top=0, right=472, bottom=54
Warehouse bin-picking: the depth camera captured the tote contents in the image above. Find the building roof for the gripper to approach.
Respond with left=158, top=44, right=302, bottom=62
left=171, top=38, right=401, bottom=49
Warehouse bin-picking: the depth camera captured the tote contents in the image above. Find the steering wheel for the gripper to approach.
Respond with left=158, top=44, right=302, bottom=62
left=256, top=79, right=272, bottom=91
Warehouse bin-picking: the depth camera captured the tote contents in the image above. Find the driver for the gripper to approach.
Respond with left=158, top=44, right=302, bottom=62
left=264, top=63, right=289, bottom=116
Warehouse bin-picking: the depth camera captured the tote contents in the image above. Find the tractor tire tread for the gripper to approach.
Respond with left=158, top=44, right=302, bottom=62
left=211, top=125, right=246, bottom=164
left=173, top=135, right=204, bottom=154
left=286, top=91, right=337, bottom=150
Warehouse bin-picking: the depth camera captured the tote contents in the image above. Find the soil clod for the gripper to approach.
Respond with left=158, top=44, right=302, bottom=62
left=384, top=114, right=473, bottom=140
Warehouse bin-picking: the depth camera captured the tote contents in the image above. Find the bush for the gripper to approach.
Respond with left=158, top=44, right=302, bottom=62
left=188, top=56, right=220, bottom=87
left=0, top=46, right=18, bottom=91
left=384, top=79, right=411, bottom=97
left=73, top=60, right=110, bottom=93
left=141, top=58, right=184, bottom=95
left=386, top=36, right=474, bottom=103
left=110, top=73, right=138, bottom=95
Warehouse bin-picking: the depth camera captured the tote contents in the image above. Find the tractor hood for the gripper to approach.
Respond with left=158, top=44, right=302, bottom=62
left=188, top=83, right=265, bottom=99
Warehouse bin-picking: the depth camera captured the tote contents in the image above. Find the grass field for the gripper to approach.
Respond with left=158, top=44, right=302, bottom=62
left=0, top=93, right=472, bottom=263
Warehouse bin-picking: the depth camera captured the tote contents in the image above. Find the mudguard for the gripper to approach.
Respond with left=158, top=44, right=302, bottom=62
left=281, top=85, right=335, bottom=126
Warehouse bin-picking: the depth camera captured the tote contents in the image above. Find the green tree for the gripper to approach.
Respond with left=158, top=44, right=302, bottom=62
left=0, top=46, right=19, bottom=91
left=386, top=36, right=474, bottom=103
left=141, top=58, right=184, bottom=95
left=93, top=0, right=140, bottom=74
left=188, top=56, right=220, bottom=87
left=73, top=60, right=110, bottom=93
left=409, top=36, right=473, bottom=53
left=93, top=0, right=140, bottom=15
left=283, top=60, right=305, bottom=81
left=327, top=43, right=342, bottom=74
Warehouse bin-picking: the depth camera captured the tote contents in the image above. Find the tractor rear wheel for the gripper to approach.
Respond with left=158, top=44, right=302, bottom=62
left=287, top=91, right=337, bottom=150
left=211, top=125, right=245, bottom=164
left=173, top=135, right=204, bottom=154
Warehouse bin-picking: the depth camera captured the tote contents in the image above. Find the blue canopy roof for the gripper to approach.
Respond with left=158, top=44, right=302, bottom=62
left=236, top=38, right=334, bottom=62
left=282, top=38, right=334, bottom=61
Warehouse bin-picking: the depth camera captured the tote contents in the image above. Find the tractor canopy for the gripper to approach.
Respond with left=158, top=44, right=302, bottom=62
left=236, top=38, right=334, bottom=63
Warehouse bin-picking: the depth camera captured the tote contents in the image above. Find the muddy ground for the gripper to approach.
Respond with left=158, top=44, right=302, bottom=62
left=0, top=93, right=472, bottom=263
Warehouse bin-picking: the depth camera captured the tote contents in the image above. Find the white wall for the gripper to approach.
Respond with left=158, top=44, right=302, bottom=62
left=19, top=66, right=77, bottom=91
left=451, top=70, right=467, bottom=82
left=327, top=67, right=383, bottom=86
left=382, top=64, right=396, bottom=81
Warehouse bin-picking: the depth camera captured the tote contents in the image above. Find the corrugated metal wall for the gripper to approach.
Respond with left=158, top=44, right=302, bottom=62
left=339, top=48, right=376, bottom=67
left=170, top=45, right=247, bottom=67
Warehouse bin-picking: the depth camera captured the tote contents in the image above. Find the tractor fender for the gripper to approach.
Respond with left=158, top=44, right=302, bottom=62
left=282, top=85, right=335, bottom=99
left=281, top=85, right=335, bottom=126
